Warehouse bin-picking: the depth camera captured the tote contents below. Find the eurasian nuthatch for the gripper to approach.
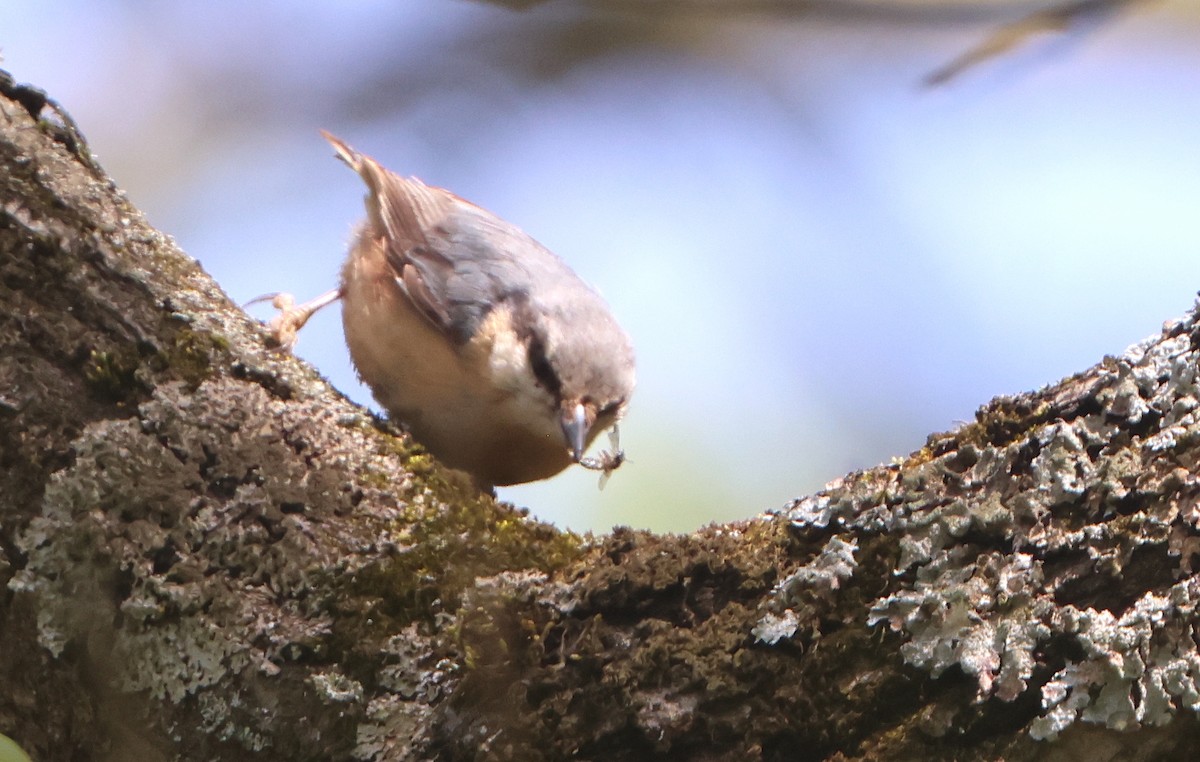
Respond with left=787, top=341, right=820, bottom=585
left=262, top=133, right=635, bottom=489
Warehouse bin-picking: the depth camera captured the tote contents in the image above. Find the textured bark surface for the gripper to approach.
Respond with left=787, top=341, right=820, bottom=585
left=3, top=69, right=1200, bottom=761
left=0, top=71, right=576, bottom=761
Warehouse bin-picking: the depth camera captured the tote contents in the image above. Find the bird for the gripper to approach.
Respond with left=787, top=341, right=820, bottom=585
left=260, top=132, right=635, bottom=489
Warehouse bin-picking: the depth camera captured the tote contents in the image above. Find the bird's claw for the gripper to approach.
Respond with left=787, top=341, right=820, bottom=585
left=245, top=289, right=341, bottom=352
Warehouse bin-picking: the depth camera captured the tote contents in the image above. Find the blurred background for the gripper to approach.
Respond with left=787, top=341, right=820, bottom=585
left=2, top=0, right=1198, bottom=533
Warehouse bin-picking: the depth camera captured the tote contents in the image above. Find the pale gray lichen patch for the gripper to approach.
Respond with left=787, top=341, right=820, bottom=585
left=1030, top=580, right=1200, bottom=740
left=895, top=499, right=976, bottom=571
left=6, top=373, right=443, bottom=756
left=352, top=624, right=448, bottom=761
left=355, top=695, right=423, bottom=762
left=754, top=536, right=857, bottom=643
left=753, top=609, right=801, bottom=646
left=312, top=671, right=365, bottom=704
left=770, top=300, right=1200, bottom=741
left=869, top=550, right=1050, bottom=703
left=1029, top=421, right=1093, bottom=504
left=780, top=535, right=858, bottom=597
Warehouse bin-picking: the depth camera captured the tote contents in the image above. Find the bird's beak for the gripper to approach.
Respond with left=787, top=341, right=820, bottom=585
left=561, top=402, right=588, bottom=462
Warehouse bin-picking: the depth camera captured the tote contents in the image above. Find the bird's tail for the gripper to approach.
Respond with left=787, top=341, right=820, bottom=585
left=320, top=129, right=364, bottom=172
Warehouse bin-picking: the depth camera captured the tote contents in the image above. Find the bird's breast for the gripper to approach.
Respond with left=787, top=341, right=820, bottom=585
left=339, top=235, right=571, bottom=486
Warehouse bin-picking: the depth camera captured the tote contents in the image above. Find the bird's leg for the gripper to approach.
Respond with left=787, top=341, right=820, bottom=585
left=246, top=288, right=342, bottom=351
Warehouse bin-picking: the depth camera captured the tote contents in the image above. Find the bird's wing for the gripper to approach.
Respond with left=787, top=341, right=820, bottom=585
left=324, top=131, right=520, bottom=343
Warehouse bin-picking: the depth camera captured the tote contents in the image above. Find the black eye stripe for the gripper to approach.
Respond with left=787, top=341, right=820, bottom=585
left=527, top=334, right=562, bottom=398
left=506, top=291, right=563, bottom=399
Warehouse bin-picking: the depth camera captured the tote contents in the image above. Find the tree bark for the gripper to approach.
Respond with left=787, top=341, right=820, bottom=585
left=3, top=69, right=1200, bottom=761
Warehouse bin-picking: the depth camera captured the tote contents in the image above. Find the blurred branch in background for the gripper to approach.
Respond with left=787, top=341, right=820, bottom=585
left=475, top=0, right=1159, bottom=87
left=926, top=0, right=1153, bottom=85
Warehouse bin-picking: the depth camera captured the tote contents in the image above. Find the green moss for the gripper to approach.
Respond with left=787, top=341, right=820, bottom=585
left=903, top=445, right=937, bottom=469
left=83, top=346, right=146, bottom=405
left=949, top=398, right=1054, bottom=451
left=357, top=467, right=393, bottom=491
left=438, top=519, right=922, bottom=757
left=327, top=416, right=589, bottom=648
left=329, top=486, right=584, bottom=653
left=82, top=327, right=229, bottom=404
left=159, top=328, right=228, bottom=388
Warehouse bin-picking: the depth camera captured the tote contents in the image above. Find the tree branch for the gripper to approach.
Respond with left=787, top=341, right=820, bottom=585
left=2, top=69, right=1200, bottom=761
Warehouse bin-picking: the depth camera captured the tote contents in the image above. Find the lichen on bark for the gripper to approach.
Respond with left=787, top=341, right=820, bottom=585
left=772, top=311, right=1200, bottom=748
